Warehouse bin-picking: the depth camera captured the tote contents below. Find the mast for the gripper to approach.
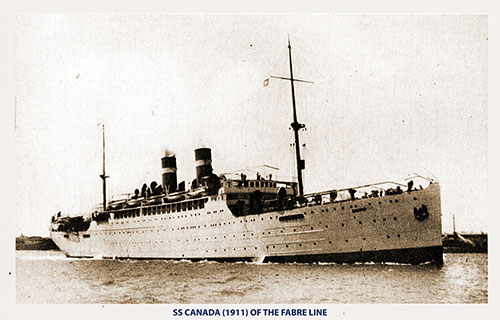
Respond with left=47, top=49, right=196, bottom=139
left=453, top=214, right=456, bottom=235
left=99, top=124, right=109, bottom=211
left=287, top=38, right=306, bottom=196
left=266, top=37, right=312, bottom=196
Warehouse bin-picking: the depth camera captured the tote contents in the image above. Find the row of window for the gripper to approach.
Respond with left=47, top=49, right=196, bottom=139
left=340, top=216, right=398, bottom=226
left=103, top=222, right=323, bottom=238
left=344, top=233, right=401, bottom=242
left=279, top=214, right=305, bottom=222
left=227, top=181, right=278, bottom=188
left=111, top=212, right=203, bottom=224
left=101, top=232, right=403, bottom=248
left=207, top=209, right=224, bottom=214
left=110, top=198, right=208, bottom=219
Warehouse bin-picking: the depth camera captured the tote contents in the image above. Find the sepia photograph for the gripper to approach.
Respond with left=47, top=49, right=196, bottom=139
left=12, top=12, right=488, bottom=309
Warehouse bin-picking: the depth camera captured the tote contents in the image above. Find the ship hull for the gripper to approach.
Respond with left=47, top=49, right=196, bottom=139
left=51, top=182, right=443, bottom=265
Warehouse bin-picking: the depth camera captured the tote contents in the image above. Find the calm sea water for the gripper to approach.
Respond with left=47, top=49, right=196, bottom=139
left=16, top=251, right=487, bottom=304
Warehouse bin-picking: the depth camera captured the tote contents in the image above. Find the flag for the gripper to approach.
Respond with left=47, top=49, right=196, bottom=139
left=263, top=78, right=269, bottom=87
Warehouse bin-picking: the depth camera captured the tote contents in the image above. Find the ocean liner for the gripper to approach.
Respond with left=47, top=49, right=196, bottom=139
left=50, top=40, right=443, bottom=265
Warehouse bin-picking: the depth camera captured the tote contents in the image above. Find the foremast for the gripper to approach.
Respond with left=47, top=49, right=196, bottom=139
left=99, top=124, right=109, bottom=211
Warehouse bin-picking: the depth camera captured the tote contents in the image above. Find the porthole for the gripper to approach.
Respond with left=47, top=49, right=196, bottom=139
left=373, top=219, right=376, bottom=223
left=341, top=223, right=345, bottom=227
left=397, top=234, right=401, bottom=238
left=363, top=237, right=366, bottom=240
left=359, top=221, right=362, bottom=224
left=383, top=218, right=387, bottom=221
left=345, top=239, right=349, bottom=242
left=395, top=199, right=398, bottom=203
left=393, top=217, right=397, bottom=221
left=387, top=235, right=390, bottom=238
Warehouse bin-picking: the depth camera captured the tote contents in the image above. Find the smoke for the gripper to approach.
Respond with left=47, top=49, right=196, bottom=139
left=164, top=149, right=176, bottom=157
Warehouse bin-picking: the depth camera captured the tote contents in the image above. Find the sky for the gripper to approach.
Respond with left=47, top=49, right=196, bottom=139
left=15, top=14, right=487, bottom=236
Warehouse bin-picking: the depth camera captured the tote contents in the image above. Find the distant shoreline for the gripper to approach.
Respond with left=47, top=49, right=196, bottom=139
left=16, top=235, right=59, bottom=251
left=442, top=233, right=487, bottom=253
left=16, top=233, right=487, bottom=253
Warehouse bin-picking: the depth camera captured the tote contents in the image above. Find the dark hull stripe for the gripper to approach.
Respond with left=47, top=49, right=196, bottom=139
left=263, top=245, right=443, bottom=265
left=67, top=246, right=443, bottom=266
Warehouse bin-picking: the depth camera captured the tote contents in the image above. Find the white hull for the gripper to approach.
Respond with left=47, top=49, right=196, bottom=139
left=51, top=182, right=442, bottom=264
